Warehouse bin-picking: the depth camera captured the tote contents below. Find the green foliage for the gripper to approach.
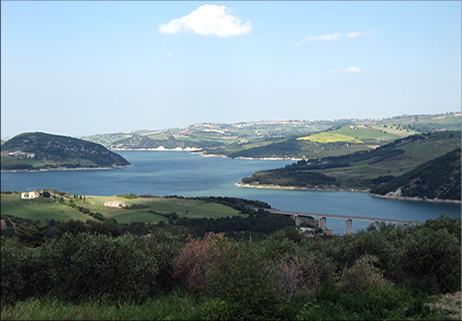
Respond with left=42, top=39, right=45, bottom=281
left=370, top=148, right=461, bottom=200
left=0, top=291, right=207, bottom=321
left=295, top=283, right=452, bottom=321
left=206, top=241, right=286, bottom=320
left=14, top=220, right=47, bottom=247
left=337, top=254, right=392, bottom=293
left=1, top=245, right=51, bottom=306
left=48, top=233, right=159, bottom=302
left=401, top=218, right=461, bottom=294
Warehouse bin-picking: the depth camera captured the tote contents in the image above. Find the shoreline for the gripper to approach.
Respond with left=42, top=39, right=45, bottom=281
left=367, top=192, right=462, bottom=204
left=236, top=183, right=461, bottom=203
left=1, top=165, right=131, bottom=173
left=111, top=148, right=299, bottom=160
left=236, top=182, right=368, bottom=193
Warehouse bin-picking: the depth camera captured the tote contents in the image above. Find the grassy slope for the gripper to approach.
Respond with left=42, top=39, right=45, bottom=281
left=0, top=193, right=242, bottom=224
left=241, top=131, right=462, bottom=190
left=332, top=131, right=462, bottom=181
left=0, top=194, right=90, bottom=222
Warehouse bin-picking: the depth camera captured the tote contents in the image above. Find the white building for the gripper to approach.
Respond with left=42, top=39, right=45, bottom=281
left=21, top=191, right=39, bottom=199
left=104, top=201, right=126, bottom=208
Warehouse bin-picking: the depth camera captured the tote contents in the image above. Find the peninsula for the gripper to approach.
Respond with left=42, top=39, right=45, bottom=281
left=1, top=132, right=130, bottom=172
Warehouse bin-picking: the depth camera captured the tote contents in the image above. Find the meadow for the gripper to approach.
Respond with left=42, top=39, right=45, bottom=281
left=0, top=192, right=242, bottom=224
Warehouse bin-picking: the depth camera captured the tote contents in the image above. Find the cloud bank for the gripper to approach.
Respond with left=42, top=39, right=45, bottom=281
left=298, top=30, right=377, bottom=45
left=159, top=5, right=252, bottom=37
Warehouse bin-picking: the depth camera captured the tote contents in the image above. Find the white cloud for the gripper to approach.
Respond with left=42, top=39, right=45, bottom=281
left=333, top=66, right=363, bottom=73
left=298, top=30, right=377, bottom=45
left=158, top=5, right=252, bottom=37
left=346, top=31, right=367, bottom=38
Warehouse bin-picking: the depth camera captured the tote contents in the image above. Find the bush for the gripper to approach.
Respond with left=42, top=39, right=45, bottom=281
left=1, top=245, right=50, bottom=306
left=48, top=233, right=159, bottom=302
left=172, top=232, right=227, bottom=293
left=337, top=254, right=392, bottom=293
left=401, top=223, right=461, bottom=294
left=206, top=241, right=286, bottom=320
left=143, top=229, right=184, bottom=292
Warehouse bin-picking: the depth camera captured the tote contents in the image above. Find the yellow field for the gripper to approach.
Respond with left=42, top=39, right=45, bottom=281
left=297, top=133, right=364, bottom=144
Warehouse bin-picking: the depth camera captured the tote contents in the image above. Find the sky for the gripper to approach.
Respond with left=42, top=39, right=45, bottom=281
left=1, top=1, right=461, bottom=139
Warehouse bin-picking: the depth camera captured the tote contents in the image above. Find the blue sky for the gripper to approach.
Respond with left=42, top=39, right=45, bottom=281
left=1, top=1, right=461, bottom=138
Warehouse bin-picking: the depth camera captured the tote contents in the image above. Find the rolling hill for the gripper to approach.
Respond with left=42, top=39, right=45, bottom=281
left=369, top=148, right=461, bottom=201
left=1, top=132, right=130, bottom=171
left=240, top=131, right=462, bottom=200
left=82, top=112, right=461, bottom=160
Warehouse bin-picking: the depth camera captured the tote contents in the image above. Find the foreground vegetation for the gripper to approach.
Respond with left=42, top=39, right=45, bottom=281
left=1, top=212, right=460, bottom=320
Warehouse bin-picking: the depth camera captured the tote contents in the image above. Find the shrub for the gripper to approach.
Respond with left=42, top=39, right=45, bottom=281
left=337, top=254, right=392, bottom=293
left=48, top=233, right=159, bottom=302
left=172, top=232, right=227, bottom=293
left=206, top=241, right=286, bottom=320
left=144, top=229, right=184, bottom=292
left=401, top=223, right=461, bottom=294
left=1, top=245, right=50, bottom=306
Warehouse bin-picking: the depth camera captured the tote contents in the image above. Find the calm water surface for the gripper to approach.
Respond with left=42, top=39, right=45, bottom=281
left=2, top=151, right=460, bottom=234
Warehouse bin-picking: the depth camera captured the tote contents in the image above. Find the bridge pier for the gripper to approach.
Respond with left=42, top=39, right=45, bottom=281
left=293, top=214, right=301, bottom=226
left=344, top=219, right=353, bottom=234
left=318, top=216, right=327, bottom=229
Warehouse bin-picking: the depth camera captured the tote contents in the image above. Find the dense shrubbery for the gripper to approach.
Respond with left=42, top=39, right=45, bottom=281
left=1, top=215, right=460, bottom=320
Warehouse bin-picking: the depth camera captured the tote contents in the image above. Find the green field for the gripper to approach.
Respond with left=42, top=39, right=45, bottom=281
left=0, top=193, right=242, bottom=224
left=297, top=132, right=364, bottom=144
left=0, top=193, right=90, bottom=222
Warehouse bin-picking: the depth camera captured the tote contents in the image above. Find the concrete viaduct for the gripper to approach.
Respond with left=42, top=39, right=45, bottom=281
left=266, top=209, right=422, bottom=234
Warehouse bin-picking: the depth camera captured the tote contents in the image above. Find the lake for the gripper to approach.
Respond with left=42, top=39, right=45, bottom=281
left=1, top=151, right=460, bottom=234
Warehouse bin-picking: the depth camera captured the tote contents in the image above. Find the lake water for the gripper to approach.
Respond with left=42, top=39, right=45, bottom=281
left=2, top=151, right=460, bottom=234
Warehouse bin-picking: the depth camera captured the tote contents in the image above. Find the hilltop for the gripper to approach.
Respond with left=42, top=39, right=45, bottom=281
left=82, top=112, right=461, bottom=160
left=1, top=132, right=130, bottom=171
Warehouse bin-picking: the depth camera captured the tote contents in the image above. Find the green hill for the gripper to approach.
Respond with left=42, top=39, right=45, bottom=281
left=1, top=132, right=130, bottom=171
left=369, top=148, right=461, bottom=201
left=240, top=131, right=462, bottom=197
left=82, top=112, right=461, bottom=159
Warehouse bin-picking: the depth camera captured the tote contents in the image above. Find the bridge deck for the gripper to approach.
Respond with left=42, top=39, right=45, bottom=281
left=267, top=209, right=421, bottom=225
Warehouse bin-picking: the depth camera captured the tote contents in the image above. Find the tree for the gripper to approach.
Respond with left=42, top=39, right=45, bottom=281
left=14, top=220, right=47, bottom=247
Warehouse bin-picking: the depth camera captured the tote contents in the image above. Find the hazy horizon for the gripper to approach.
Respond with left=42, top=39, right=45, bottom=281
left=2, top=1, right=461, bottom=139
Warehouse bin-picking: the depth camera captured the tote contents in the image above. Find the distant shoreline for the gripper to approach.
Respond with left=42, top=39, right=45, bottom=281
left=112, top=148, right=299, bottom=160
left=1, top=165, right=130, bottom=173
left=236, top=183, right=461, bottom=203
left=236, top=182, right=368, bottom=193
left=367, top=192, right=461, bottom=204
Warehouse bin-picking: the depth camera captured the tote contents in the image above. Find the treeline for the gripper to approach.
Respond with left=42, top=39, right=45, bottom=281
left=2, top=215, right=460, bottom=320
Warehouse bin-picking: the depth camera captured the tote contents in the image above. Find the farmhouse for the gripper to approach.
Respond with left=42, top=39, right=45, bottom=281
left=104, top=201, right=126, bottom=208
left=21, top=191, right=39, bottom=199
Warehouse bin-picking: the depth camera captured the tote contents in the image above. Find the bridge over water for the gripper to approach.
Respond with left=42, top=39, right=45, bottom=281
left=267, top=209, right=422, bottom=234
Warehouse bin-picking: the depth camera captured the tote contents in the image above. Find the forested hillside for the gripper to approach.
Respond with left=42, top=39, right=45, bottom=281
left=1, top=132, right=130, bottom=171
left=241, top=131, right=462, bottom=199
left=369, top=148, right=461, bottom=201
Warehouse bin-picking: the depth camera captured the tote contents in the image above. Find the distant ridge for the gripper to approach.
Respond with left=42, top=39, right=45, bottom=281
left=83, top=112, right=461, bottom=160
left=1, top=132, right=130, bottom=171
